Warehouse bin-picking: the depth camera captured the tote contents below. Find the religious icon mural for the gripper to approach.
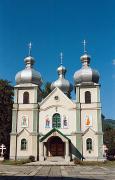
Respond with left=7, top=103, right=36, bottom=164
left=84, top=114, right=92, bottom=127
left=63, top=115, right=68, bottom=128
left=45, top=115, right=50, bottom=128
left=21, top=115, right=28, bottom=127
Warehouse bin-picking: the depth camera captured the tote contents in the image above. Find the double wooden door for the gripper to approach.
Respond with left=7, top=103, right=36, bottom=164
left=49, top=137, right=64, bottom=156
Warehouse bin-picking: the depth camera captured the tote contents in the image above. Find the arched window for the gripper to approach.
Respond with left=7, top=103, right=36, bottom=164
left=52, top=113, right=61, bottom=128
left=85, top=91, right=91, bottom=104
left=23, top=92, right=29, bottom=104
left=21, top=139, right=27, bottom=150
left=86, top=138, right=92, bottom=150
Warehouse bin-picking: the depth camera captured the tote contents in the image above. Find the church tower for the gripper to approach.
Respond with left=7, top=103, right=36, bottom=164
left=10, top=43, right=42, bottom=160
left=73, top=41, right=104, bottom=161
left=51, top=52, right=73, bottom=97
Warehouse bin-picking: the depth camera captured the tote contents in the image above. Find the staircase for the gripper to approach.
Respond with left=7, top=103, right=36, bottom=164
left=46, top=156, right=65, bottom=162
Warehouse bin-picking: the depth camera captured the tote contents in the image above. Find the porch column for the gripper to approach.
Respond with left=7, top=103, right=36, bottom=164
left=65, top=141, right=70, bottom=161
left=39, top=142, right=44, bottom=161
left=44, top=143, right=47, bottom=160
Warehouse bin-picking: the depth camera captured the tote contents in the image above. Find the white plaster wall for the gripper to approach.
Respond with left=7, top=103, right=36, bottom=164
left=10, top=135, right=16, bottom=159
left=82, top=129, right=98, bottom=160
left=17, top=130, right=32, bottom=158
left=80, top=87, right=98, bottom=103
left=17, top=110, right=33, bottom=132
left=68, top=135, right=76, bottom=148
left=39, top=107, right=76, bottom=135
left=18, top=89, right=35, bottom=104
left=39, top=88, right=76, bottom=135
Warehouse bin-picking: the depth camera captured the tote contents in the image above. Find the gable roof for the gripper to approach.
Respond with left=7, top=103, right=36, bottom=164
left=39, top=87, right=75, bottom=107
left=82, top=127, right=96, bottom=136
left=17, top=128, right=31, bottom=136
left=40, top=128, right=70, bottom=142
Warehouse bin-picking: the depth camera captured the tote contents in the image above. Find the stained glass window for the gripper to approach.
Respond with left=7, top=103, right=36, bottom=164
left=52, top=113, right=61, bottom=128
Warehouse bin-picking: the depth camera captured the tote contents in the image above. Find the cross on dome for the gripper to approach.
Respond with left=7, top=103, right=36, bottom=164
left=28, top=42, right=32, bottom=56
left=82, top=40, right=87, bottom=53
left=60, top=52, right=63, bottom=65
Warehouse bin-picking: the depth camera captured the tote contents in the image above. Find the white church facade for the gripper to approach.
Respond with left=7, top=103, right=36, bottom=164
left=10, top=43, right=104, bottom=161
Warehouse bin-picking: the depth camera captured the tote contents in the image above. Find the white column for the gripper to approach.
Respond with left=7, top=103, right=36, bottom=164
left=39, top=142, right=44, bottom=161
left=44, top=143, right=47, bottom=160
left=65, top=141, right=70, bottom=161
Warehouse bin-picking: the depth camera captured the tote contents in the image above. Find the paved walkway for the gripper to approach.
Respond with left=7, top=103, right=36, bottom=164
left=25, top=160, right=74, bottom=166
left=0, top=164, right=115, bottom=179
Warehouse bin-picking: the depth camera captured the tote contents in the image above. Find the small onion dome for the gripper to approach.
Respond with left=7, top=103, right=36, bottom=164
left=51, top=65, right=73, bottom=95
left=74, top=53, right=100, bottom=86
left=15, top=56, right=43, bottom=86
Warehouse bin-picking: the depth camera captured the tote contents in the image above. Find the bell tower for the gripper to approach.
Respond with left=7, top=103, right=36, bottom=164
left=73, top=41, right=104, bottom=161
left=10, top=43, right=42, bottom=160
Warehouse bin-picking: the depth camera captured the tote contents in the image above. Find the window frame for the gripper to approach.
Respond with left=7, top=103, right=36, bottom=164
left=52, top=113, right=61, bottom=128
left=85, top=91, right=91, bottom=104
left=86, top=138, right=92, bottom=151
left=23, top=91, right=29, bottom=104
left=21, top=138, right=27, bottom=151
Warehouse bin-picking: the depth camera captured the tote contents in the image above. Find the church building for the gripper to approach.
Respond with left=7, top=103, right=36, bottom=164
left=10, top=42, right=104, bottom=161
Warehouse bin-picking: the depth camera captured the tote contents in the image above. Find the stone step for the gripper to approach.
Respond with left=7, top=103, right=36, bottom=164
left=46, top=156, right=65, bottom=162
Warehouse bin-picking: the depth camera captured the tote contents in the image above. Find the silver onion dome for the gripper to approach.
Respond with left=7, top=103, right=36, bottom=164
left=15, top=43, right=42, bottom=86
left=74, top=53, right=100, bottom=85
left=51, top=64, right=73, bottom=95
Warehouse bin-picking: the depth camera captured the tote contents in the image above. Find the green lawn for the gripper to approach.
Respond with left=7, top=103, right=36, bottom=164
left=0, top=159, right=30, bottom=165
left=0, top=159, right=115, bottom=166
left=75, top=160, right=115, bottom=167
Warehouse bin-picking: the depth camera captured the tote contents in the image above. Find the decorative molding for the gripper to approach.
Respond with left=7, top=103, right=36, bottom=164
left=21, top=115, right=29, bottom=128
left=40, top=105, right=76, bottom=112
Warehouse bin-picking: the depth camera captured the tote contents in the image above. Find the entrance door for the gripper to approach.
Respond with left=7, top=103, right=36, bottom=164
left=49, top=136, right=64, bottom=156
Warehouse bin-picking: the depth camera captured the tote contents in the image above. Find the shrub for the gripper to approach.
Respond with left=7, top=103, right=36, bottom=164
left=29, top=155, right=35, bottom=162
left=107, top=155, right=115, bottom=161
left=73, top=157, right=83, bottom=165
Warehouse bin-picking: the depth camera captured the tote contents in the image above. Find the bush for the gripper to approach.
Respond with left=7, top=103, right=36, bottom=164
left=1, top=159, right=30, bottom=165
left=107, top=155, right=115, bottom=161
left=29, top=155, right=35, bottom=162
left=73, top=157, right=83, bottom=165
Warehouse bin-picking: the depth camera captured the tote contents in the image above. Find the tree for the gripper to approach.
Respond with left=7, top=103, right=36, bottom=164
left=104, top=129, right=115, bottom=157
left=42, top=82, right=52, bottom=99
left=102, top=115, right=115, bottom=158
left=0, top=80, right=13, bottom=158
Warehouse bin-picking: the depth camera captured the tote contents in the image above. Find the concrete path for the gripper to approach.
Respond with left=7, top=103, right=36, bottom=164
left=0, top=164, right=115, bottom=180
left=25, top=160, right=74, bottom=166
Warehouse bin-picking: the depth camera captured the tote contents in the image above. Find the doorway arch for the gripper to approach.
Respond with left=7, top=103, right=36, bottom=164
left=48, top=136, right=64, bottom=156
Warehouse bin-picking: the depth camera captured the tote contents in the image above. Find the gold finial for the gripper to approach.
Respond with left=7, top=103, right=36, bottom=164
left=60, top=52, right=63, bottom=65
left=82, top=40, right=87, bottom=53
left=28, top=42, right=32, bottom=56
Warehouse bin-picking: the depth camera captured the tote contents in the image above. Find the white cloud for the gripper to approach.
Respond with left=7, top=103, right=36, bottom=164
left=113, top=59, right=115, bottom=65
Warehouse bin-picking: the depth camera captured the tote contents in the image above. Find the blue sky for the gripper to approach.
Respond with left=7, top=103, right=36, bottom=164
left=0, top=0, right=115, bottom=119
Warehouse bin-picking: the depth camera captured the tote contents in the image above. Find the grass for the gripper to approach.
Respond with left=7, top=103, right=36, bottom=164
left=74, top=159, right=115, bottom=167
left=0, top=159, right=115, bottom=167
left=82, top=160, right=115, bottom=167
left=0, top=159, right=31, bottom=165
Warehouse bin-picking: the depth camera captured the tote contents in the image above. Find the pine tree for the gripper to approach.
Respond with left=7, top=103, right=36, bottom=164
left=42, top=82, right=52, bottom=98
left=0, top=80, right=13, bottom=158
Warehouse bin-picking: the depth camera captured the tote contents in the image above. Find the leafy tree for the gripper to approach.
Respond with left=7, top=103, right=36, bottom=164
left=0, top=80, right=13, bottom=158
left=104, top=129, right=115, bottom=157
left=102, top=115, right=115, bottom=157
left=42, top=82, right=52, bottom=98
